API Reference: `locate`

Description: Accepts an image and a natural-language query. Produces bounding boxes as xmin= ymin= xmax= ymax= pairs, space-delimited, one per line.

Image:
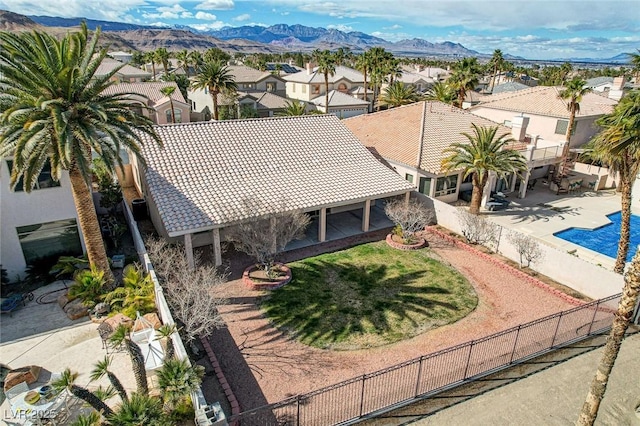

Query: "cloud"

xmin=142 ymin=4 xmax=192 ymax=20
xmin=371 ymin=31 xmax=413 ymax=42
xmin=195 ymin=11 xmax=218 ymax=20
xmin=383 ymin=24 xmax=402 ymax=30
xmin=327 ymin=24 xmax=354 ymax=32
xmin=233 ymin=13 xmax=251 ymax=21
xmin=190 ymin=21 xmax=228 ymax=31
xmin=194 ymin=0 xmax=235 ymax=11
xmin=0 ymin=0 xmax=146 ymax=21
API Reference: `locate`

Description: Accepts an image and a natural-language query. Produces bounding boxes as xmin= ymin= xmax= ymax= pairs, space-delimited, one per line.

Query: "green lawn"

xmin=261 ymin=242 xmax=478 ymax=350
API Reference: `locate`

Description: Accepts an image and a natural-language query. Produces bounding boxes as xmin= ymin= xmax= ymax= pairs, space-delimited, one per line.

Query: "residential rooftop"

xmin=283 ymin=65 xmax=364 ymax=84
xmin=312 ymin=90 xmax=370 ymax=107
xmin=102 ymin=81 xmax=186 ymax=104
xmin=96 ymin=57 xmax=151 ymax=78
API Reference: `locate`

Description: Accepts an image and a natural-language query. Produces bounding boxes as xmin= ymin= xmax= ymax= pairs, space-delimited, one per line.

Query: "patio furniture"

xmin=4 ymin=381 xmax=29 ymax=403
xmin=486 ymin=198 xmax=510 ymax=211
xmin=1 ymin=292 xmax=33 ymax=316
xmin=10 ymin=385 xmax=60 ymax=425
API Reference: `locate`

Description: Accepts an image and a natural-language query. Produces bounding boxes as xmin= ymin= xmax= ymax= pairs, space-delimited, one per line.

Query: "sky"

xmin=0 ymin=0 xmax=638 ymax=60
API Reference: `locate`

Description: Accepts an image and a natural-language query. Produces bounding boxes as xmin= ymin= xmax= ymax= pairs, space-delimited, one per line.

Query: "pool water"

xmin=554 ymin=211 xmax=640 ymax=262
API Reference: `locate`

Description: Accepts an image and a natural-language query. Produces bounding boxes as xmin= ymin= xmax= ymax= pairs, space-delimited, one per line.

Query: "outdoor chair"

xmin=5 ymin=381 xmax=29 ymax=403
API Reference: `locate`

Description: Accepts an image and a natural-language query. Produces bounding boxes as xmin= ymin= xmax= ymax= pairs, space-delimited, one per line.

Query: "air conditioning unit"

xmin=195 ymin=402 xmax=227 ymax=426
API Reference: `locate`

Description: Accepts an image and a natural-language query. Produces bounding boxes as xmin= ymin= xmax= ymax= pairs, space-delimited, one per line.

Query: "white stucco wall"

xmin=0 ymin=162 xmax=85 ymax=279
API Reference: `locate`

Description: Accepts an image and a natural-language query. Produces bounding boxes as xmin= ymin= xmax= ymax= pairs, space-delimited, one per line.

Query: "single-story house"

xmin=311 ymin=90 xmax=370 ymax=119
xmin=132 ymin=115 xmax=414 ymax=267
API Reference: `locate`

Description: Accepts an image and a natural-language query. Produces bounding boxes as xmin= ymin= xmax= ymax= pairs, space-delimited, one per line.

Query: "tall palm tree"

xmin=489 ymin=49 xmax=504 ymax=92
xmin=175 ymin=49 xmax=189 ymax=76
xmin=51 ymin=368 xmax=114 ymax=417
xmin=584 ymin=91 xmax=640 ymax=274
xmin=154 ymin=48 xmax=170 ymax=77
xmin=425 ymin=82 xmax=456 ymax=105
xmin=629 ymin=50 xmax=640 ymax=84
xmin=577 ymin=247 xmax=640 ymax=425
xmin=367 ymin=47 xmax=394 ymax=110
xmin=156 ymin=324 xmax=178 ymax=360
xmin=156 ymin=358 xmax=204 ymax=411
xmin=448 ymin=57 xmax=481 ymax=108
xmin=556 ymin=77 xmax=592 ymax=178
xmin=90 ymin=356 xmax=129 ymax=402
xmin=188 ymin=50 xmax=203 ymax=74
xmin=379 ymin=81 xmax=418 ymax=108
xmin=355 ymin=51 xmax=371 ymax=104
xmin=313 ymin=49 xmax=336 ymax=111
xmin=144 ymin=51 xmax=157 ymax=81
xmin=0 ymin=25 xmax=159 ymax=282
xmin=442 ymin=124 xmax=528 ymax=214
xmin=160 ymin=86 xmax=177 ymax=124
xmin=191 ymin=61 xmax=237 ymax=121
xmin=107 ymin=392 xmax=170 ymax=426
xmin=110 ymin=325 xmax=148 ymax=395
xmin=278 ymin=100 xmax=307 ymax=116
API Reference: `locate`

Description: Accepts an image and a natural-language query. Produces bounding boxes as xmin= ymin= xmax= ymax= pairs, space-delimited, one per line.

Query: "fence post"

xmin=509 ymin=325 xmax=522 ymax=364
xmin=359 ymin=374 xmax=366 ymax=417
xmin=463 ymin=341 xmax=474 ymax=379
xmin=414 ymin=356 xmax=425 ymax=397
xmin=550 ymin=312 xmax=563 ymax=347
xmin=587 ymin=299 xmax=601 ymax=336
xmin=296 ymin=394 xmax=301 ymax=426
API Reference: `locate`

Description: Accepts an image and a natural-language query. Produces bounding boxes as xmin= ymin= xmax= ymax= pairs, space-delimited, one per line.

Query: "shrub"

xmin=103 ymin=264 xmax=155 ymax=318
xmin=68 ymin=266 xmax=107 ymax=303
xmin=384 ymin=199 xmax=434 ymax=244
xmin=457 ymin=211 xmax=500 ymax=247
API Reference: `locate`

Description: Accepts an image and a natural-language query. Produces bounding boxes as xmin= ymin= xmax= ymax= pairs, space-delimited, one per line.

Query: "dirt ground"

xmin=206 ymin=232 xmax=579 ymax=411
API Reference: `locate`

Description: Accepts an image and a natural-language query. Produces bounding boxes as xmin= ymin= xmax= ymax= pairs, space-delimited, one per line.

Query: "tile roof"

xmin=585 ymin=76 xmax=613 ymax=87
xmin=228 ymin=65 xmax=282 ymax=83
xmin=102 ymin=82 xmax=187 ymax=105
xmin=214 ymin=91 xmax=290 ymax=110
xmin=491 ymin=81 xmax=531 ymax=94
xmin=397 ymin=71 xmax=435 ymax=85
xmin=265 ymin=63 xmax=303 ymax=74
xmin=312 ymin=90 xmax=370 ymax=107
xmin=283 ymin=65 xmax=365 ymax=84
xmin=472 ymin=86 xmax=617 ymax=118
xmin=138 ymin=115 xmax=414 ymax=235
xmin=344 ymin=101 xmax=515 ymax=174
xmin=96 ymin=58 xmax=151 ymax=78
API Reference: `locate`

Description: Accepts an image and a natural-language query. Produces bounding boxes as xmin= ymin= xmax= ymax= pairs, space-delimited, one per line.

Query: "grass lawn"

xmin=261 ymin=241 xmax=478 ymax=350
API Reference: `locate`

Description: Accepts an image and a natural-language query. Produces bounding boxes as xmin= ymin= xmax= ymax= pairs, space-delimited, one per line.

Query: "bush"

xmin=103 ymin=264 xmax=155 ymax=318
xmin=457 ymin=211 xmax=500 ymax=247
xmin=384 ymin=199 xmax=434 ymax=244
xmin=68 ymin=266 xmax=107 ymax=303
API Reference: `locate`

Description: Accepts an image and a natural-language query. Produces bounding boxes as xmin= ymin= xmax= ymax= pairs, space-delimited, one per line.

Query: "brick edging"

xmin=426 ymin=227 xmax=585 ymax=306
xmin=385 ymin=234 xmax=427 ymax=250
xmin=200 ymin=337 xmax=242 ymax=417
xmin=242 ymin=263 xmax=292 ymax=290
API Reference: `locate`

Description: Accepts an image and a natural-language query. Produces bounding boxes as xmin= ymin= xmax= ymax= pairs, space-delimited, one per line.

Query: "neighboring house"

xmin=0 ymin=161 xmax=85 ymax=279
xmin=131 ymin=115 xmax=414 ymax=267
xmin=96 ymin=57 xmax=151 ymax=83
xmin=311 ymin=90 xmax=370 ymax=118
xmin=284 ymin=65 xmax=365 ymax=103
xmin=103 ymin=82 xmax=190 ymax=125
xmin=396 ymin=70 xmax=435 ymax=93
xmin=585 ymin=76 xmax=630 ymax=101
xmin=491 ymin=81 xmax=531 ymax=94
xmin=227 ymin=65 xmax=286 ymax=97
xmin=265 ymin=63 xmax=303 ymax=75
xmin=189 ymin=89 xmax=294 ymax=120
xmin=469 ymin=86 xmax=618 ymax=150
xmin=402 ymin=65 xmax=450 ymax=82
xmin=108 ymin=51 xmax=133 ymax=63
xmin=344 ymin=101 xmax=564 ymax=205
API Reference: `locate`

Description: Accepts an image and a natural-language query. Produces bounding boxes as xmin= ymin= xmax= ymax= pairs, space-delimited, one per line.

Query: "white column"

xmin=212 ymin=228 xmax=222 ymax=267
xmin=481 ymin=173 xmax=495 ymax=207
xmin=362 ymin=199 xmax=371 ymax=232
xmin=318 ymin=208 xmax=327 ymax=242
xmin=510 ymin=173 xmax=518 ymax=192
xmin=404 ymin=191 xmax=411 ymax=205
xmin=184 ymin=233 xmax=194 ymax=270
xmin=519 ymin=170 xmax=531 ymax=198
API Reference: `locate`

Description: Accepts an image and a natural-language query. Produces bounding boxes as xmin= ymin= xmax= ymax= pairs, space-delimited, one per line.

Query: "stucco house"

xmin=131 ymin=115 xmax=414 ymax=267
xmin=344 ymin=101 xmax=565 ymax=206
xmin=102 ymin=82 xmax=190 ymax=125
xmin=96 ymin=57 xmax=151 ymax=83
xmin=190 ymin=90 xmax=293 ymax=120
xmin=311 ymin=90 xmax=370 ymax=118
xmin=284 ymin=65 xmax=366 ymax=103
xmin=0 ymin=162 xmax=85 ymax=279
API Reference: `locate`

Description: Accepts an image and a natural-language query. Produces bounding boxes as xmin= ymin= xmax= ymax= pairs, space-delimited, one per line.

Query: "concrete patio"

xmin=484 ymin=186 xmax=632 ymax=270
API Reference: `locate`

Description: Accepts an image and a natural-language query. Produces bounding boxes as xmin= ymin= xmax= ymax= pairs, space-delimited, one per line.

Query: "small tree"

xmin=225 ymin=199 xmax=310 ymax=278
xmin=145 ymin=238 xmax=227 ymax=342
xmin=384 ymin=199 xmax=434 ymax=244
xmin=156 ymin=358 xmax=204 ymax=411
xmin=458 ymin=210 xmax=500 ymax=247
xmin=508 ymin=232 xmax=544 ymax=268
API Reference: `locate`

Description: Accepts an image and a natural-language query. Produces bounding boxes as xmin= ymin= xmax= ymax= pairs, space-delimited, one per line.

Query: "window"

xmin=418 ymin=177 xmax=431 ymax=195
xmin=301 ymin=85 xmax=306 ymax=94
xmin=6 ymin=160 xmax=60 ymax=192
xmin=503 ymin=120 xmax=512 ymax=128
xmin=266 ymin=82 xmax=276 ymax=92
xmin=554 ymin=119 xmax=576 ymax=135
xmin=338 ymin=83 xmax=348 ymax=92
xmin=434 ymin=175 xmax=458 ymax=196
xmin=462 ymin=174 xmax=473 ymax=184
xmin=292 ymin=83 xmax=296 ymax=92
xmin=17 ymin=219 xmax=82 ymax=265
xmin=165 ymin=108 xmax=182 ymax=123
xmin=405 ymin=173 xmax=414 ymax=184
xmin=312 ymin=85 xmax=321 ymax=94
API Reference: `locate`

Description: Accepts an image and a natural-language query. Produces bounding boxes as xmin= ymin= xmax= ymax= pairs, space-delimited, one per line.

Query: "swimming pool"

xmin=554 ymin=211 xmax=640 ymax=262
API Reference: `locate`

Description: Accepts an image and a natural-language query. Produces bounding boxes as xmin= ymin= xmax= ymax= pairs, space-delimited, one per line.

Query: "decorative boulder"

xmin=64 ymin=299 xmax=89 ymax=320
xmin=93 ymin=302 xmax=110 ymax=317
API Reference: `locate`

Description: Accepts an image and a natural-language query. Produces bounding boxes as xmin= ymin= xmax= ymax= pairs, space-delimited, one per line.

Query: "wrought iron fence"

xmin=230 ymin=293 xmax=621 ymax=426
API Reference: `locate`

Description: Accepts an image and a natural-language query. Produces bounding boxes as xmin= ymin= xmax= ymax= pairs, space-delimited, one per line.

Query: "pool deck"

xmin=484 ymin=186 xmax=637 ymax=270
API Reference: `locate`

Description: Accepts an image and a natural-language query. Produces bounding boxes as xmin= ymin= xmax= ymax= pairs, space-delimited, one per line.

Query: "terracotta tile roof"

xmin=96 ymin=58 xmax=151 ymax=78
xmin=103 ymin=82 xmax=187 ymax=105
xmin=214 ymin=91 xmax=290 ymax=110
xmin=228 ymin=65 xmax=282 ymax=84
xmin=344 ymin=101 xmax=514 ymax=174
xmin=138 ymin=115 xmax=414 ymax=235
xmin=283 ymin=65 xmax=365 ymax=84
xmin=472 ymin=86 xmax=617 ymax=118
xmin=311 ymin=90 xmax=370 ymax=107
xmin=491 ymin=81 xmax=530 ymax=94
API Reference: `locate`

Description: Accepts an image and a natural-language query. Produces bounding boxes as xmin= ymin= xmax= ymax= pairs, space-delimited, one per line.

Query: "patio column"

xmin=212 ymin=228 xmax=222 ymax=267
xmin=481 ymin=173 xmax=495 ymax=207
xmin=362 ymin=199 xmax=371 ymax=232
xmin=184 ymin=233 xmax=195 ymax=270
xmin=519 ymin=170 xmax=531 ymax=198
xmin=510 ymin=173 xmax=518 ymax=192
xmin=318 ymin=207 xmax=327 ymax=242
xmin=404 ymin=191 xmax=411 ymax=206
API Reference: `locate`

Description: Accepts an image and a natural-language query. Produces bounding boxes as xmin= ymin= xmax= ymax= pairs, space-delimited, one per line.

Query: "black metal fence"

xmin=229 ymin=293 xmax=621 ymax=426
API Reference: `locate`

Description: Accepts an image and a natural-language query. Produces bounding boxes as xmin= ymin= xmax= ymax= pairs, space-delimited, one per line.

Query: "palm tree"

xmin=448 ymin=57 xmax=481 ymax=108
xmin=175 ymin=49 xmax=189 ymax=76
xmin=156 ymin=324 xmax=178 ymax=360
xmin=313 ymin=50 xmax=336 ymax=111
xmin=51 ymin=368 xmax=114 ymax=417
xmin=156 ymin=358 xmax=204 ymax=411
xmin=90 ymin=356 xmax=128 ymax=402
xmin=355 ymin=51 xmax=371 ymax=103
xmin=489 ymin=49 xmax=504 ymax=92
xmin=110 ymin=325 xmax=148 ymax=395
xmin=0 ymin=25 xmax=159 ymax=282
xmin=629 ymin=50 xmax=640 ymax=84
xmin=71 ymin=412 xmax=101 ymax=426
xmin=584 ymin=91 xmax=640 ymax=274
xmin=278 ymin=100 xmax=307 ymax=116
xmin=154 ymin=48 xmax=170 ymax=77
xmin=367 ymin=47 xmax=394 ymax=110
xmin=577 ymin=247 xmax=640 ymax=425
xmin=556 ymin=77 xmax=592 ymax=178
xmin=107 ymin=392 xmax=170 ymax=426
xmin=188 ymin=50 xmax=203 ymax=74
xmin=160 ymin=86 xmax=177 ymax=123
xmin=379 ymin=81 xmax=418 ymax=108
xmin=144 ymin=51 xmax=156 ymax=81
xmin=191 ymin=61 xmax=238 ymax=121
xmin=425 ymin=82 xmax=456 ymax=105
xmin=442 ymin=124 xmax=528 ymax=215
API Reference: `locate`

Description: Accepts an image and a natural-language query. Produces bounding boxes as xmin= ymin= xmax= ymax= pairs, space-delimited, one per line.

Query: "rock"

xmin=57 ymin=293 xmax=70 ymax=308
xmin=65 ymin=299 xmax=88 ymax=320
xmin=93 ymin=302 xmax=110 ymax=316
xmin=132 ymin=313 xmax=162 ymax=331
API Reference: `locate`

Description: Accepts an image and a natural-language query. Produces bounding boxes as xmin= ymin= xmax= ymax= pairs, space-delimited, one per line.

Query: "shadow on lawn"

xmin=261 ymin=260 xmax=471 ymax=349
